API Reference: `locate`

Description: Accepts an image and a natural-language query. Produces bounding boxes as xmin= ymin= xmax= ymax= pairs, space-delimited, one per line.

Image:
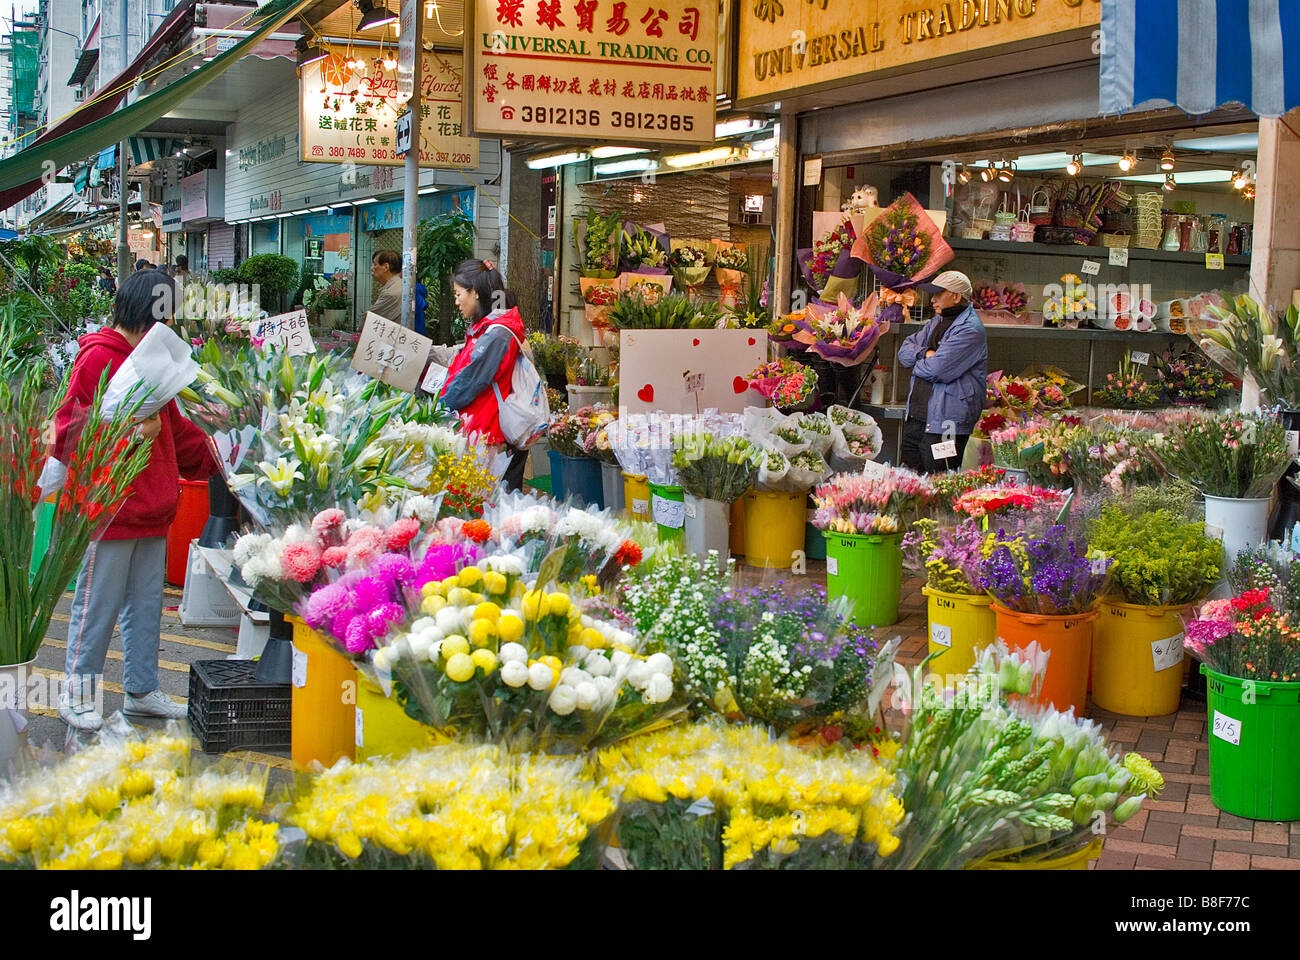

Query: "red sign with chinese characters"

xmin=470 ymin=0 xmax=717 ymax=143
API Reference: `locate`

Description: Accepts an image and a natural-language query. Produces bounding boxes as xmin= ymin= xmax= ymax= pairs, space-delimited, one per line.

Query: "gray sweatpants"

xmin=64 ymin=537 xmax=167 ymax=698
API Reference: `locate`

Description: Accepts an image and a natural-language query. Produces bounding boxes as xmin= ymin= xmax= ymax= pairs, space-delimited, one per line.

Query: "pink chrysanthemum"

xmin=311 ymin=508 xmax=347 ymax=541
xmin=280 ymin=542 xmax=322 ymax=583
xmin=343 ymin=618 xmax=372 ymax=654
xmin=371 ymin=553 xmax=417 ymax=589
xmin=383 ymin=517 xmax=421 ymax=552
xmin=303 ymin=582 xmax=351 ymax=629
xmin=321 ymin=546 xmax=348 ymax=569
xmin=346 ymin=527 xmax=383 ymax=570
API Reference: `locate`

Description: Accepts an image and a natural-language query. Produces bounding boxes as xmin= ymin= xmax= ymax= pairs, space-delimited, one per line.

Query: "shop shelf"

xmin=946 ymin=237 xmax=1250 ymax=267
xmin=888 ymin=322 xmax=1188 ymax=342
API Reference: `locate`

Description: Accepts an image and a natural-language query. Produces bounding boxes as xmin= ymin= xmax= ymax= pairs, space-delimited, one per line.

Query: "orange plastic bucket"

xmin=992 ymin=603 xmax=1097 ymax=716
xmin=166 ymin=479 xmax=210 ymax=586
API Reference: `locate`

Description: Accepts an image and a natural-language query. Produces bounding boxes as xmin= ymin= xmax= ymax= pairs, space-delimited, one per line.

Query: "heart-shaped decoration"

xmin=637 ymin=383 xmax=654 ymax=403
xmin=747 ymin=337 xmax=756 ymax=346
xmin=732 ymin=375 xmax=748 ymax=395
xmin=692 ymin=338 xmax=700 ymax=346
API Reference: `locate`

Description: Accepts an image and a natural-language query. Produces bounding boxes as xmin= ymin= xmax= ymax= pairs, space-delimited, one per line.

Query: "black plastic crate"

xmin=188 ymin=660 xmax=291 ymax=755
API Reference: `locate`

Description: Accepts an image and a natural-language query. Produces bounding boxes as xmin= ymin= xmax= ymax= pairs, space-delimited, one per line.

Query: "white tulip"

xmin=584 ymin=652 xmax=612 ymax=677
xmin=549 ymin=683 xmax=577 ymax=716
xmin=644 ymin=673 xmax=673 ymax=704
xmin=646 ymin=652 xmax=674 ymax=677
xmin=528 ymin=662 xmax=555 ymax=691
xmin=627 ymin=660 xmax=652 ymax=690
xmin=499 ymin=642 xmax=528 ymax=664
xmin=501 ymin=660 xmax=529 ymax=688
xmin=575 ymin=681 xmax=600 ymax=711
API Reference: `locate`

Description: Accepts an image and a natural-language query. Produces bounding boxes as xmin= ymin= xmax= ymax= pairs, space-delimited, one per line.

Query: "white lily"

xmin=255 ymin=457 xmax=304 ymax=495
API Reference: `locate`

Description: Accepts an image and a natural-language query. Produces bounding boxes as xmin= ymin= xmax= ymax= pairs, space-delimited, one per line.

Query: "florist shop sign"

xmin=737 ymin=0 xmax=1099 ymax=104
xmin=467 ymin=0 xmax=718 ymax=144
xmin=300 ymin=51 xmax=479 ymax=169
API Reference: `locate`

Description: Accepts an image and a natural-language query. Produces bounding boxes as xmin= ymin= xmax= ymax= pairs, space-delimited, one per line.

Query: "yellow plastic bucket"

xmin=729 ymin=498 xmax=745 ymax=556
xmin=971 ymin=837 xmax=1103 ymax=870
xmin=623 ymin=473 xmax=650 ymax=520
xmin=289 ymin=616 xmax=356 ymax=770
xmin=355 ymin=672 xmax=436 ymax=761
xmin=923 ymin=586 xmax=996 ymax=678
xmin=1091 ymin=598 xmax=1190 ymax=717
xmin=742 ymin=490 xmax=805 ymax=568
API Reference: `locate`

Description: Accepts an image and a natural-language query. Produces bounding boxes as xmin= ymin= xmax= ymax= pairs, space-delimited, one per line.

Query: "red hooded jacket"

xmin=440 ymin=307 xmax=525 ymax=445
xmin=53 ymin=328 xmax=217 ymax=541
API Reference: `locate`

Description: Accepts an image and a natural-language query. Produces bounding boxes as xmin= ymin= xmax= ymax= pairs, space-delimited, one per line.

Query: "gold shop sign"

xmin=467 ymin=0 xmax=718 ymax=143
xmin=737 ymin=0 xmax=1100 ymax=104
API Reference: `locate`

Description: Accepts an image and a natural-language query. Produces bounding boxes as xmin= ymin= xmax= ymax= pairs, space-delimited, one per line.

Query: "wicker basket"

xmin=972 ymin=217 xmax=995 ymax=233
xmin=1011 ymin=221 xmax=1036 ymax=242
xmin=962 ymin=226 xmax=986 ymax=240
xmin=1028 ymin=187 xmax=1052 ymax=225
xmin=1101 ymin=232 xmax=1131 ymax=249
xmin=1131 ymin=192 xmax=1163 ymax=249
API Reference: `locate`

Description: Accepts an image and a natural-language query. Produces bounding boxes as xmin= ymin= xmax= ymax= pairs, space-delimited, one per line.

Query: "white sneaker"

xmin=123 ymin=689 xmax=187 ymax=720
xmin=58 ymin=693 xmax=104 ymax=731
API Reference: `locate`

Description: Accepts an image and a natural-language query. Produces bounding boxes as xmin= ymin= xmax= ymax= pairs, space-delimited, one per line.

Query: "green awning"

xmin=0 ymin=0 xmax=313 ymax=198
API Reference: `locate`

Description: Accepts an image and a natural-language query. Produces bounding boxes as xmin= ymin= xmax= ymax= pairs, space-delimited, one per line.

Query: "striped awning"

xmin=129 ymin=137 xmax=182 ymax=166
xmin=1101 ymin=0 xmax=1300 ymax=118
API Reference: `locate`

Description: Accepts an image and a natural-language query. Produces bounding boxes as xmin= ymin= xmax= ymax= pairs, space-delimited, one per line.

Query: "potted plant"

xmin=979 ymin=525 xmax=1113 ymax=716
xmin=811 ymin=466 xmax=936 ymax=627
xmin=316 ymin=274 xmax=351 ymax=330
xmin=902 ymin=518 xmax=997 ymax=677
xmin=1086 ymin=505 xmax=1223 ymax=716
xmin=567 ymin=355 xmax=615 ymax=409
xmin=1163 ymin=411 xmax=1290 ymax=565
xmin=1185 ymin=587 xmax=1300 ymax=819
xmin=547 ymin=407 xmax=610 ymax=509
xmin=671 ymin=431 xmax=759 ymax=565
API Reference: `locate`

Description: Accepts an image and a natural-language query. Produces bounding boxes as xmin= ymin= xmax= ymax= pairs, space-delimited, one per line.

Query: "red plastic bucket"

xmin=167 ymin=479 xmax=211 ymax=586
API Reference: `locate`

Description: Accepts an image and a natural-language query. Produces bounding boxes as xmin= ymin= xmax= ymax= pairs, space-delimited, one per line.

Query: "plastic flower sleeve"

xmin=99 ymin=321 xmax=200 ymax=420
xmin=792 ymin=411 xmax=835 ymax=456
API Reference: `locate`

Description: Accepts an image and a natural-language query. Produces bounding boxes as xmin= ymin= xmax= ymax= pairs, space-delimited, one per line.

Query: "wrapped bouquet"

xmin=850 ymin=192 xmax=954 ymax=326
xmin=797 ymin=215 xmax=858 ymax=303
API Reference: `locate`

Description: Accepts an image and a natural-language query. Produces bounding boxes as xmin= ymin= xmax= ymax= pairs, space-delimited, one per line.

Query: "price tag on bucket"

xmin=1151 ymin=633 xmax=1184 ymax=673
xmin=355 ymin=707 xmax=364 ymax=749
xmin=652 ymin=494 xmax=685 ymax=529
xmin=826 ymin=556 xmax=839 ymax=576
xmin=632 ymin=498 xmax=649 ymax=515
xmin=930 ymin=622 xmax=952 ymax=649
xmin=291 ymin=644 xmax=307 ymax=689
xmin=1212 ymin=711 xmax=1242 ymax=746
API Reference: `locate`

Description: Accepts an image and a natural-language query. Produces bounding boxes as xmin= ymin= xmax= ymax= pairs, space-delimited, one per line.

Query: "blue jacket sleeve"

xmin=442 ymin=328 xmax=513 ymax=412
xmin=897 ymin=318 xmax=934 ymax=370
xmin=911 ymin=319 xmax=986 ymax=383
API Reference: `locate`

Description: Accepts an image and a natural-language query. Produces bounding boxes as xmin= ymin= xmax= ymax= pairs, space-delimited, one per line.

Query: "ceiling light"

xmin=425 ymin=2 xmax=435 ymax=16
xmin=309 ymin=206 xmax=330 ymax=212
xmin=1163 ymin=172 xmax=1176 ymax=191
xmin=525 ymin=151 xmax=589 ymax=170
xmin=980 ymin=162 xmax=995 ymax=182
xmin=663 ymin=147 xmax=735 ymax=168
xmin=356 ymin=0 xmax=398 ymax=30
xmin=1174 ymin=133 xmax=1260 ymax=152
xmin=1232 ymin=168 xmax=1250 ymax=190
xmin=1004 ymin=151 xmax=1123 ymax=172
xmin=1244 ymin=183 xmax=1256 ymax=200
xmin=714 ymin=118 xmax=764 ymax=138
xmin=1160 ymin=148 xmax=1175 ymax=171
xmin=594 ymin=158 xmax=655 ymax=176
xmin=957 ymin=164 xmax=971 ymax=184
xmin=747 ymin=138 xmax=776 ymax=156
xmin=1118 ymin=152 xmax=1137 ymax=172
xmin=1065 ymin=154 xmax=1083 ymax=176
xmin=997 ymin=159 xmax=1015 ymax=182
xmin=590 ymin=146 xmax=649 ymax=159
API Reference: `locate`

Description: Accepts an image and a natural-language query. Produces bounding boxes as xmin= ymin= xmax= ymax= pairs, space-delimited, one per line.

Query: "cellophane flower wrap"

xmin=1184 ymin=587 xmax=1300 ymax=682
xmin=850 ymin=192 xmax=954 ymax=326
xmin=621 ymin=222 xmax=670 ymax=275
xmin=670 ymin=430 xmax=759 ymax=503
xmin=5 ymin=360 xmax=151 ymax=665
xmin=1087 ymin=505 xmax=1222 ymax=607
xmin=825 ymin=405 xmax=883 ymax=471
xmin=745 ymin=356 xmax=817 ymax=410
xmin=0 ymin=719 xmax=285 ymax=870
xmin=952 ymin=485 xmax=1069 ymax=522
xmin=811 ymin=467 xmax=936 ymax=535
xmin=796 ymin=291 xmax=890 ymax=367
xmin=797 ymin=216 xmax=859 ymax=303
xmin=1163 ymin=411 xmax=1290 ymax=499
xmin=979 ymin=524 xmax=1112 ymax=615
xmin=885 ymin=644 xmax=1163 ymax=870
xmin=598 ymin=721 xmax=903 ymax=870
xmin=713 ymin=243 xmax=747 ymax=311
xmin=287 ymin=744 xmax=614 ymax=869
xmin=620 ymin=554 xmax=877 ymax=731
xmin=669 ymin=239 xmax=712 ymax=296
xmin=576 ymin=209 xmax=623 ymax=279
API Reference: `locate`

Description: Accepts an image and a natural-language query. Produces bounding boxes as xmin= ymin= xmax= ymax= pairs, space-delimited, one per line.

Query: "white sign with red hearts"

xmin=619 ymin=329 xmax=769 ymax=415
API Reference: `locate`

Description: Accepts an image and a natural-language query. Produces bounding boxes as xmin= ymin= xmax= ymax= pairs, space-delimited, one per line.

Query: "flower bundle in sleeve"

xmin=952 ymin=485 xmax=1068 ymax=522
xmin=713 ymin=244 xmax=748 ymax=311
xmin=576 ymin=209 xmax=623 ymax=279
xmin=885 ymin=644 xmax=1162 ymax=870
xmin=3 ymin=360 xmax=151 ymax=665
xmin=930 ymin=466 xmax=1008 ymax=505
xmin=850 ymin=192 xmax=954 ymax=326
xmin=1154 ymin=349 xmax=1232 ymax=405
xmin=1197 ymin=294 xmax=1300 ymax=409
xmin=548 ymin=406 xmax=609 ymax=458
xmin=796 ymin=216 xmax=859 ymax=302
xmin=671 ymin=430 xmax=759 ymax=503
xmin=794 ymin=291 xmax=890 ymax=367
xmin=745 ymin=356 xmax=818 ymax=411
xmin=1162 ymin=411 xmax=1290 ymax=499
xmin=1086 ymin=505 xmax=1222 ymax=607
xmin=1093 ymin=352 xmax=1162 ymax=409
xmin=973 ymin=284 xmax=1003 ymax=312
xmin=978 ymin=524 xmax=1112 ymax=616
xmin=811 ymin=467 xmax=937 ymax=535
xmin=621 ymin=223 xmax=670 ymax=274
xmin=668 ymin=239 xmax=713 ymax=298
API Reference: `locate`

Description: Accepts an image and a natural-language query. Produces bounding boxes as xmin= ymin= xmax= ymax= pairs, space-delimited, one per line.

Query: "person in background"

xmin=55 ymin=269 xmax=219 ymax=731
xmin=897 ymin=270 xmax=988 ymax=474
xmin=440 ymin=259 xmax=530 ymax=492
xmin=369 ymin=249 xmax=403 ymax=322
xmin=134 ymin=259 xmax=148 ymax=272
xmin=173 ymin=254 xmax=190 ymax=287
xmin=414 ymin=279 xmax=429 ymax=336
xmin=97 ymin=266 xmax=116 ymax=295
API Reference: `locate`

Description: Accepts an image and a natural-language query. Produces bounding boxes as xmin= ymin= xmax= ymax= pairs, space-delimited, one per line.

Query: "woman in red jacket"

xmin=440 ymin=259 xmax=530 ymax=491
xmin=56 ymin=269 xmax=218 ymax=731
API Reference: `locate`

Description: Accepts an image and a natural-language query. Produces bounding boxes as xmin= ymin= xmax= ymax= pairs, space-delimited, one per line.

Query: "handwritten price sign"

xmin=252 ymin=310 xmax=315 ymax=357
xmin=351 ymin=311 xmax=433 ymax=392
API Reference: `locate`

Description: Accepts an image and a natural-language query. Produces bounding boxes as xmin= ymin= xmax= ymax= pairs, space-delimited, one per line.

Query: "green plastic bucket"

xmin=824 ymin=532 xmax=903 ymax=627
xmin=1203 ymin=664 xmax=1300 ymax=821
xmin=649 ymin=482 xmax=685 ymax=543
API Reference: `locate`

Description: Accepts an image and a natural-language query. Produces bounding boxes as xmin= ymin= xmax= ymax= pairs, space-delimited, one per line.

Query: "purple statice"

xmin=981 ymin=525 xmax=1111 ymax=615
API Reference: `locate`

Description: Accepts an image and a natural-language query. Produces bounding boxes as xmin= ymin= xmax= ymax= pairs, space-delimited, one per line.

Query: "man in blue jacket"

xmin=898 ymin=270 xmax=988 ymax=473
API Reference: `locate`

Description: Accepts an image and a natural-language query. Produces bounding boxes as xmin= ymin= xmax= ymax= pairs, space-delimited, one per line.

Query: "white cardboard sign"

xmin=352 ymin=311 xmax=433 ymax=392
xmin=252 ymin=310 xmax=315 ymax=356
xmin=619 ymin=329 xmax=768 ymax=415
xmin=1212 ymin=710 xmax=1241 ymax=746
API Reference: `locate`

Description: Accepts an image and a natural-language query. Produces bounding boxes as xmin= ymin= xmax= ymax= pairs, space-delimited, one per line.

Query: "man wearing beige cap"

xmin=897 ymin=270 xmax=987 ymax=473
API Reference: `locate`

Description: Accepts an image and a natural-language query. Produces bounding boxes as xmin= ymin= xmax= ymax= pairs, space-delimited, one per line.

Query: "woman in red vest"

xmin=441 ymin=259 xmax=530 ymax=490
